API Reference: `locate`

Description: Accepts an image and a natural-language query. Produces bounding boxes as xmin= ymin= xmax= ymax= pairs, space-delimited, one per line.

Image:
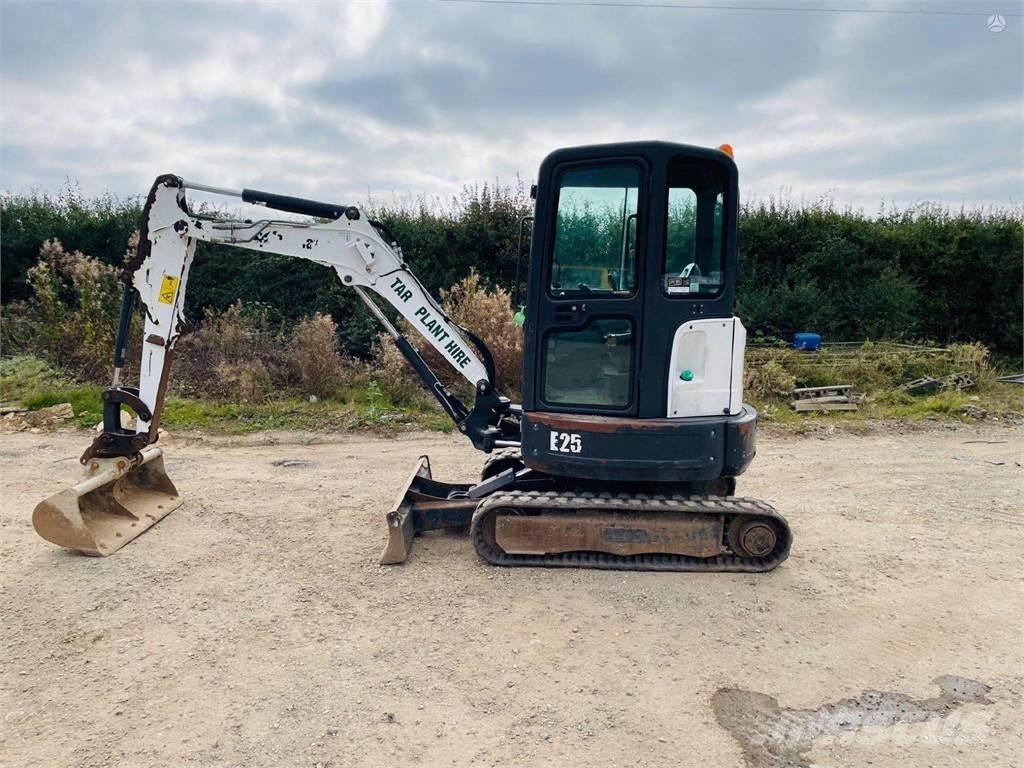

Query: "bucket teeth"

xmin=33 ymin=446 xmax=182 ymax=556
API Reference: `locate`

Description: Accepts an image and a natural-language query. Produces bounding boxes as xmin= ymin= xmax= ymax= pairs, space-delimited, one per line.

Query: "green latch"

xmin=680 ymin=369 xmax=694 ymax=381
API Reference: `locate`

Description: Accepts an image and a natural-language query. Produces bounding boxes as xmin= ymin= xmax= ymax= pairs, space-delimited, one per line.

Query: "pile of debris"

xmin=790 ymin=385 xmax=865 ymax=413
xmin=899 ymin=372 xmax=975 ymax=396
xmin=0 ymin=402 xmax=75 ymax=432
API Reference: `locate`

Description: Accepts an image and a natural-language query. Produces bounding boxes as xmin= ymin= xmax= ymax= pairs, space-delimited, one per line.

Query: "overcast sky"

xmin=2 ymin=0 xmax=1022 ymax=212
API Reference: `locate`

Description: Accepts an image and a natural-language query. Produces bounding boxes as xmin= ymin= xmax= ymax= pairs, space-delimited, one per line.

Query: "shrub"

xmin=1 ymin=239 xmax=124 ymax=380
xmin=371 ymin=335 xmax=425 ymax=407
xmin=172 ymin=302 xmax=294 ymax=400
xmin=440 ymin=271 xmax=523 ymax=398
xmin=1 ymin=185 xmax=141 ymax=304
xmin=289 ymin=313 xmax=345 ymax=398
xmin=737 ymin=199 xmax=1023 ymax=354
xmin=213 ymin=359 xmax=273 ymax=402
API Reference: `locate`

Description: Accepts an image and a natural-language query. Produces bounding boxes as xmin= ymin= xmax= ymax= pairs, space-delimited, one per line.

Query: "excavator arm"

xmin=89 ymin=174 xmax=517 ymax=464
xmin=33 ymin=174 xmax=519 ymax=556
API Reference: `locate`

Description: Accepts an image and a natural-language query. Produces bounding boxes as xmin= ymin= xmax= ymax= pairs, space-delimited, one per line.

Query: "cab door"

xmin=525 ymin=158 xmax=648 ymax=416
xmin=637 ymin=152 xmax=738 ymax=417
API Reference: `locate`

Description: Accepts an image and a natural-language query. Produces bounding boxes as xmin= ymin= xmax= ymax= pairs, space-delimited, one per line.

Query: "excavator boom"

xmin=33 ymin=174 xmax=518 ymax=556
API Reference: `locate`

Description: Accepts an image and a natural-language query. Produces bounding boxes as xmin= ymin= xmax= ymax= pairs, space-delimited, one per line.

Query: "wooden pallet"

xmin=792 ymin=385 xmax=853 ymax=399
xmin=790 ymin=384 xmax=862 ymax=412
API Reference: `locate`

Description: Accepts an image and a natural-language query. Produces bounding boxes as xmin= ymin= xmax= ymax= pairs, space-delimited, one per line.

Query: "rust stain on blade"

xmin=379 ymin=456 xmax=432 ymax=565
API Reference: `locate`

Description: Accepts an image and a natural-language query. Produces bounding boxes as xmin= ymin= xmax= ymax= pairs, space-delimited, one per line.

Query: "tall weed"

xmin=289 ymin=313 xmax=346 ymax=398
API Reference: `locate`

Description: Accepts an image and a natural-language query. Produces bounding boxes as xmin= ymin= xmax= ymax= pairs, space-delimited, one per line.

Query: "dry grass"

xmin=745 ymin=340 xmax=1022 ymax=424
xmin=172 ymin=302 xmax=293 ymax=401
xmin=744 ymin=341 xmax=996 ymax=399
xmin=174 ymin=305 xmax=372 ymax=403
xmin=289 ymin=314 xmax=346 ymax=399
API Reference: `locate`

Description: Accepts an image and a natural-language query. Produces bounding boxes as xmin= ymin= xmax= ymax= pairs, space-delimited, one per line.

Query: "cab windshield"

xmin=549 ymin=165 xmax=639 ymax=297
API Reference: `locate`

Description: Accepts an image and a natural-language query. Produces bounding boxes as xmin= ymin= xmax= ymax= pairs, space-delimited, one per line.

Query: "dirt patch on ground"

xmin=713 ymin=675 xmax=993 ymax=768
xmin=1 ymin=425 xmax=1021 ymax=767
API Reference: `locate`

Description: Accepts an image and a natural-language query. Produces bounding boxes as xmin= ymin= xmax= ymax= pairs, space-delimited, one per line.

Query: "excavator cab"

xmin=519 ymin=142 xmax=754 ymax=488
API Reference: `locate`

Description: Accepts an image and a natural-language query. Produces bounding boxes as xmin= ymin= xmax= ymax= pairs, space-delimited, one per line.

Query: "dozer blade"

xmin=33 ymin=445 xmax=181 ymax=556
xmin=380 ymin=455 xmax=477 ymax=565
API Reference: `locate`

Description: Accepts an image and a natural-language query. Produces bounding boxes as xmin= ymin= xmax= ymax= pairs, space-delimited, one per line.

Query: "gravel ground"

xmin=1 ymin=424 xmax=1021 ymax=768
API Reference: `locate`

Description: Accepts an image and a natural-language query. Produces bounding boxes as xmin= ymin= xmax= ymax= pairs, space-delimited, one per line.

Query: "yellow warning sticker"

xmin=158 ymin=274 xmax=180 ymax=305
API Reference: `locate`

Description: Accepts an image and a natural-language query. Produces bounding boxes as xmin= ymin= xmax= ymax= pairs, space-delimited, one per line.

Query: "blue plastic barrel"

xmin=793 ymin=332 xmax=822 ymax=351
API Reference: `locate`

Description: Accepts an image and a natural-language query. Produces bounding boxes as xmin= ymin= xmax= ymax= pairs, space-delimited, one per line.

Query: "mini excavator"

xmin=33 ymin=142 xmax=791 ymax=571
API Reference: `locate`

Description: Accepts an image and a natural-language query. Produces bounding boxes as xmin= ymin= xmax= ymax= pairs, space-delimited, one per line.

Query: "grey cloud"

xmin=821 ymin=16 xmax=1024 ymax=117
xmin=306 ymin=3 xmax=838 ymax=126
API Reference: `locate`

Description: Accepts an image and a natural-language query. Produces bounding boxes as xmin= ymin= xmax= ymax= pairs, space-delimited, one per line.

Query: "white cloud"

xmin=1 ymin=0 xmax=1021 ymax=211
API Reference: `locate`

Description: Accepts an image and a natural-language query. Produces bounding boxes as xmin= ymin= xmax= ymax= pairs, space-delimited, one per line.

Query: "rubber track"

xmin=480 ymin=449 xmax=524 ymax=480
xmin=471 ymin=490 xmax=791 ymax=572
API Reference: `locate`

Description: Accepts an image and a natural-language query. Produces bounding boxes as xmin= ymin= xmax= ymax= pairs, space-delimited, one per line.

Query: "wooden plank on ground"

xmin=792 ymin=401 xmax=860 ymax=412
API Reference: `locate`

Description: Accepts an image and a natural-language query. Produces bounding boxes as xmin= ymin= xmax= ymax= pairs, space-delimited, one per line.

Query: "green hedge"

xmin=2 ymin=184 xmax=1021 ymax=356
xmin=736 ymin=200 xmax=1023 ymax=354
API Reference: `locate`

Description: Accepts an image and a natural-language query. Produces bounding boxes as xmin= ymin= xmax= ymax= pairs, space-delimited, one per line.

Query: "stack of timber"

xmin=790 ymin=385 xmax=864 ymax=412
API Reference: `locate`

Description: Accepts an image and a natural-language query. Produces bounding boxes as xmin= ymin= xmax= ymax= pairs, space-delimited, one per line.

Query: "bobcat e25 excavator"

xmin=33 ymin=141 xmax=791 ymax=572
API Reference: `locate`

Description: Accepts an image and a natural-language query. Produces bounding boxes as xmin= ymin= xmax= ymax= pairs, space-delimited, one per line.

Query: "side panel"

xmin=665 ymin=317 xmax=746 ymax=418
xmin=521 ymin=409 xmax=758 ymax=482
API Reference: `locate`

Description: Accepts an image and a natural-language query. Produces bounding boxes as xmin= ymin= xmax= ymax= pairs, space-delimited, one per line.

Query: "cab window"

xmin=550 ymin=165 xmax=639 ymax=297
xmin=543 ymin=318 xmax=633 ymax=407
xmin=663 ymin=159 xmax=726 ymax=297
